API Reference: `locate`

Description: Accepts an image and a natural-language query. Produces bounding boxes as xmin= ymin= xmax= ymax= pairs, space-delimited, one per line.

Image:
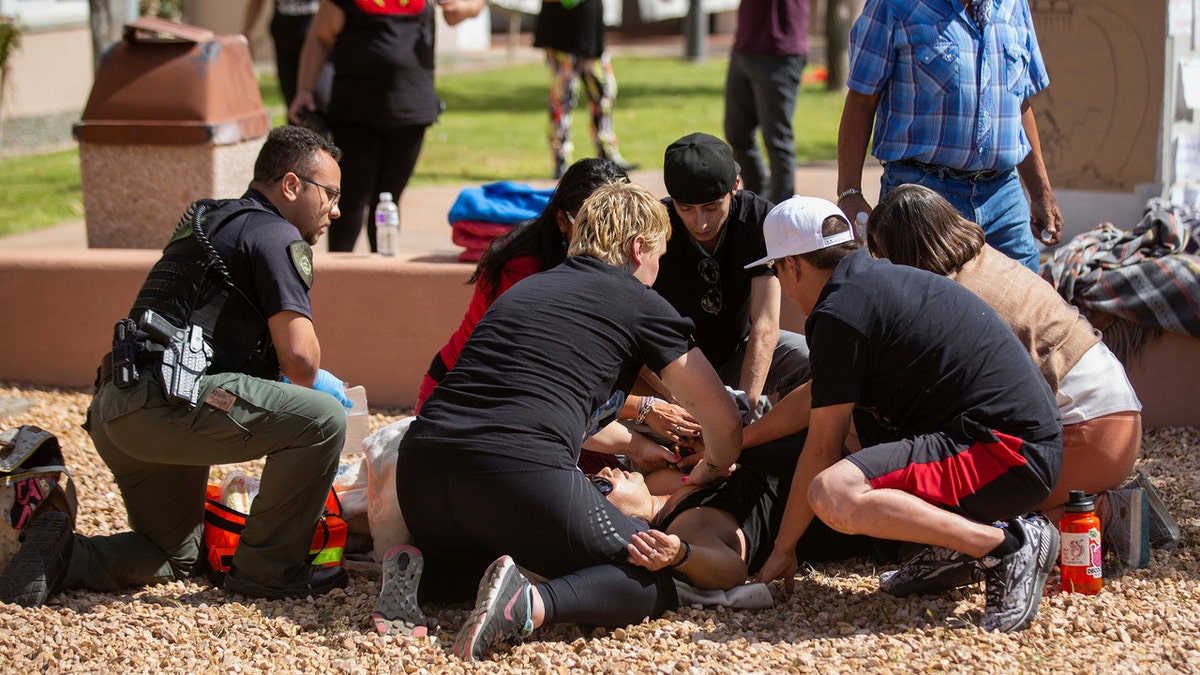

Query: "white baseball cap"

xmin=745 ymin=196 xmax=854 ymax=269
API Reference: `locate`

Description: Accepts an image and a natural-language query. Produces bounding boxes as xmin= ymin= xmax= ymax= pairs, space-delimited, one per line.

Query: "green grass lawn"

xmin=423 ymin=56 xmax=845 ymax=181
xmin=0 ymin=54 xmax=845 ymax=237
xmin=0 ymin=148 xmax=86 ymax=237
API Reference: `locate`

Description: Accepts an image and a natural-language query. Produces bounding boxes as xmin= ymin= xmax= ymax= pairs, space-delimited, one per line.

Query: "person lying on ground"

xmin=594 ymin=434 xmax=898 ymax=592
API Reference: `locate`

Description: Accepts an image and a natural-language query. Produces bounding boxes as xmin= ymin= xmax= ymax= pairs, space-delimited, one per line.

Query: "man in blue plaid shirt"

xmin=834 ymin=0 xmax=1061 ymax=273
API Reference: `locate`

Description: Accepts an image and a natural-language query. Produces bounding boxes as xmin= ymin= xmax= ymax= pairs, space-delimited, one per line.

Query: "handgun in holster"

xmin=138 ymin=309 xmax=212 ymax=408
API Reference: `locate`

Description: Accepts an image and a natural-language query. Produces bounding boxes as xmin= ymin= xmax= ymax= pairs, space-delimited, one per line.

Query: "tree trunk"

xmin=825 ymin=0 xmax=864 ymax=92
xmin=88 ymin=0 xmax=115 ymax=72
xmin=88 ymin=0 xmax=143 ymax=72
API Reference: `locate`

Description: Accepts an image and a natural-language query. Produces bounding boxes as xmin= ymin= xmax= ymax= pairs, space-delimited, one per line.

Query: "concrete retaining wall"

xmin=0 ymin=248 xmax=1195 ymax=428
xmin=0 ymin=249 xmax=473 ymax=409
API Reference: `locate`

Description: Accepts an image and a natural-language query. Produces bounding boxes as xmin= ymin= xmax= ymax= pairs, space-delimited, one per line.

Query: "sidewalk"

xmin=0 ymin=162 xmax=881 ymax=256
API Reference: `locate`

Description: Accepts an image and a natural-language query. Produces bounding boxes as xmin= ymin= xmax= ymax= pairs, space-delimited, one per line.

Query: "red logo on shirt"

xmin=353 ymin=0 xmax=426 ymax=16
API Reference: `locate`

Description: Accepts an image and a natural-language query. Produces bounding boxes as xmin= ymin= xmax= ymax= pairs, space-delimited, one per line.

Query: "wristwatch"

xmin=837 ymin=187 xmax=863 ymax=202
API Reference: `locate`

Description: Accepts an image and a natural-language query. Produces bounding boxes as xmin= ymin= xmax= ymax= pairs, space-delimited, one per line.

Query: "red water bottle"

xmin=1060 ymin=490 xmax=1102 ymax=594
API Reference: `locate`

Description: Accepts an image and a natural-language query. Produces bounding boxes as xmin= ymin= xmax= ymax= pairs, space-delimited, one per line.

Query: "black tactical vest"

xmin=129 ymin=199 xmax=281 ymax=380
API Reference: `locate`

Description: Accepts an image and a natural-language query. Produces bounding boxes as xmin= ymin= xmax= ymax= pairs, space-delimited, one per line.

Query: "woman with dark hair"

xmin=599 ymin=434 xmax=895 ymax=592
xmin=416 ymin=158 xmax=627 ymax=411
xmin=865 ymin=184 xmax=1144 ymax=553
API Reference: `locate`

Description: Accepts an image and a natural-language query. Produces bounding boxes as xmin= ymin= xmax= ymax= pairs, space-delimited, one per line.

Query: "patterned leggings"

xmin=544 ymin=49 xmax=625 ymax=171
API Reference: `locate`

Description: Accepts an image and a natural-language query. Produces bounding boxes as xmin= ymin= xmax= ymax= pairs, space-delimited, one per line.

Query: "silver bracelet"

xmin=635 ymin=396 xmax=655 ymax=425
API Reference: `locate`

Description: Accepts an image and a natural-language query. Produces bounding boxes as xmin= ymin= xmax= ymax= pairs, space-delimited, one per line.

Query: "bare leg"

xmin=811 ymin=459 xmax=1004 ymax=558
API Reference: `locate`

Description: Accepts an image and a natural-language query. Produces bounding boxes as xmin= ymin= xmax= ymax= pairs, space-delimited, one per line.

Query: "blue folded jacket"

xmin=447 ymin=181 xmax=555 ymax=225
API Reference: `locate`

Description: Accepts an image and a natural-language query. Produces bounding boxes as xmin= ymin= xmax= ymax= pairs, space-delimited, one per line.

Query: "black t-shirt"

xmin=533 ymin=0 xmax=605 ymax=58
xmin=403 ymin=256 xmax=696 ymax=471
xmin=328 ymin=0 xmax=439 ymax=128
xmin=653 ymin=191 xmax=774 ymax=370
xmin=658 ymin=435 xmax=896 ymax=573
xmin=210 ymin=190 xmax=314 ymax=322
xmin=806 ymin=251 xmax=1060 ymax=443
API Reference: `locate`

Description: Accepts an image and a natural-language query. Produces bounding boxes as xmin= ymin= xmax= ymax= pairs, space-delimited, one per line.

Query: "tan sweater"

xmin=951 ymin=246 xmax=1101 ymax=392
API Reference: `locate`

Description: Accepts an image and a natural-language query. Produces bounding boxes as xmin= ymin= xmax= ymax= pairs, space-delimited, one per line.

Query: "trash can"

xmin=72 ymin=17 xmax=271 ymax=249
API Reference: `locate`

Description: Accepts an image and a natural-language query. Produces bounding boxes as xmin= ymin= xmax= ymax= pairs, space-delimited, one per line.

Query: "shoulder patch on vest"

xmin=289 ymin=240 xmax=314 ymax=289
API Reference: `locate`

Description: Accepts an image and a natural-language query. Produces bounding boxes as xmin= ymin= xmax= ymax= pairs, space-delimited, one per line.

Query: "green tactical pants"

xmin=71 ymin=371 xmax=346 ymax=590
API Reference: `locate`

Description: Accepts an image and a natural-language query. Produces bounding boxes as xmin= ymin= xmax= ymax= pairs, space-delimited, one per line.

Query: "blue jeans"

xmin=881 ymin=162 xmax=1039 ymax=272
xmin=724 ymin=52 xmax=806 ymax=204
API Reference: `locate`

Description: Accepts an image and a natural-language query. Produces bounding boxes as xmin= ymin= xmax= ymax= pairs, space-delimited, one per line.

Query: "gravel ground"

xmin=2 ymin=383 xmax=1198 ymax=674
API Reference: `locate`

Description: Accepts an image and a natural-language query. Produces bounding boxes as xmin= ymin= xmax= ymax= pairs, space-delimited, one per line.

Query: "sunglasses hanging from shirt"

xmin=692 ymin=227 xmax=727 ymax=315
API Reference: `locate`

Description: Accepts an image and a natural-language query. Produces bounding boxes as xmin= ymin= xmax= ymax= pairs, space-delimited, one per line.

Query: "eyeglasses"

xmin=698 ymin=257 xmax=722 ymax=314
xmin=585 ymin=473 xmax=614 ymax=496
xmin=765 ymin=258 xmax=779 ymax=277
xmin=297 ymin=176 xmax=341 ymax=207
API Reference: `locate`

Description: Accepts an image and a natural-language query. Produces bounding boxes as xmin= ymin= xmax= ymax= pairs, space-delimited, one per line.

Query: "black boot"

xmin=0 ymin=511 xmax=73 ymax=607
xmin=223 ymin=564 xmax=348 ymax=600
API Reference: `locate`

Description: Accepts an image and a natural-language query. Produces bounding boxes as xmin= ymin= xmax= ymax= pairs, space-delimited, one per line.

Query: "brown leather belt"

xmin=895 ymin=159 xmax=1010 ymax=183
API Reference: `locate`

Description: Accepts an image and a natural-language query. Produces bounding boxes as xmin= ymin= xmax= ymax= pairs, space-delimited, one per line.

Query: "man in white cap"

xmin=746 ymin=196 xmax=1063 ymax=634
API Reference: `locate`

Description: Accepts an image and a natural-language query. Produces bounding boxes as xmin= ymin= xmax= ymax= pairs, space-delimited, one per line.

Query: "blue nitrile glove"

xmin=283 ymin=370 xmax=352 ymax=407
xmin=314 ymin=369 xmax=352 ymax=407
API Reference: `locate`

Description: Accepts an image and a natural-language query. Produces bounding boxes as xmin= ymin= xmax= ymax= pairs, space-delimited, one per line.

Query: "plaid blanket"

xmin=1040 ymin=198 xmax=1200 ymax=364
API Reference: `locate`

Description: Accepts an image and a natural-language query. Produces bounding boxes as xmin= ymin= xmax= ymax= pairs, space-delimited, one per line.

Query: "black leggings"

xmin=397 ymin=454 xmax=678 ymax=628
xmin=327 ymin=122 xmax=426 ymax=252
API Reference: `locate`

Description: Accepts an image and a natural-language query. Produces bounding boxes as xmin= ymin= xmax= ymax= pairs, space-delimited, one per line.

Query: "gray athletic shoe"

xmin=1103 ymin=488 xmax=1151 ymax=573
xmin=1124 ymin=473 xmax=1181 ymax=549
xmin=453 ymin=556 xmax=533 ymax=661
xmin=878 ymin=545 xmax=983 ymax=597
xmin=372 ymin=545 xmax=427 ymax=636
xmin=978 ymin=515 xmax=1059 ymax=633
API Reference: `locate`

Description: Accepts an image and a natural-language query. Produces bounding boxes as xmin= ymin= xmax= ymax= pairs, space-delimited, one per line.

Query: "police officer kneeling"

xmin=0 ymin=126 xmax=354 ymax=606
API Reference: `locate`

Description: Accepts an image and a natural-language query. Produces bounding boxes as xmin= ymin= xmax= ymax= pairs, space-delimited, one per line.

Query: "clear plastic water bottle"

xmin=855 ymin=212 xmax=869 ymax=243
xmin=375 ymin=192 xmax=400 ymax=257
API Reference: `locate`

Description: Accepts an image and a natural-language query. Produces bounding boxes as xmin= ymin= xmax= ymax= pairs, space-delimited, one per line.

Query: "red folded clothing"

xmin=452 ymin=227 xmax=495 ymax=252
xmin=451 ymin=220 xmax=515 ymax=261
xmin=446 ymin=220 xmax=511 ymax=252
xmin=454 ymin=220 xmax=515 ymax=238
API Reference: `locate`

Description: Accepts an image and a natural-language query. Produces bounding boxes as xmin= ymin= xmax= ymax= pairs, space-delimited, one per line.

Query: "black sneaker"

xmin=878 ymin=545 xmax=983 ymax=597
xmin=223 ymin=564 xmax=348 ymax=600
xmin=452 ymin=556 xmax=533 ymax=661
xmin=0 ymin=510 xmax=73 ymax=607
xmin=978 ymin=516 xmax=1059 ymax=632
xmin=372 ymin=545 xmax=427 ymax=636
